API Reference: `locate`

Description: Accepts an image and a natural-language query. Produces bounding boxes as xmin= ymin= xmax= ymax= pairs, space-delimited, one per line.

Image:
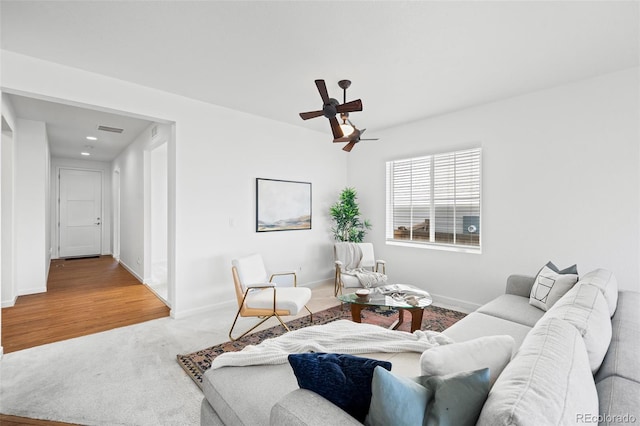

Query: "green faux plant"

xmin=329 ymin=187 xmax=372 ymax=242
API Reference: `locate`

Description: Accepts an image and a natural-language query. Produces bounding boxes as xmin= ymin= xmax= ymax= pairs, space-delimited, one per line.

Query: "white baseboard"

xmin=18 ymin=287 xmax=47 ymax=297
xmin=304 ymin=278 xmax=334 ymax=289
xmin=143 ymin=283 xmax=171 ymax=308
xmin=119 ymin=260 xmax=143 ymax=283
xmin=430 ymin=293 xmax=480 ymax=314
xmin=170 ymin=299 xmax=236 ymax=320
xmin=1 ymin=294 xmax=18 ymax=308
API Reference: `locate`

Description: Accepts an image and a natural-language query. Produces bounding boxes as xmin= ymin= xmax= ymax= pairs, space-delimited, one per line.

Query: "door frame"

xmin=143 ymin=136 xmax=169 ymax=303
xmin=56 ymin=166 xmax=104 ymax=259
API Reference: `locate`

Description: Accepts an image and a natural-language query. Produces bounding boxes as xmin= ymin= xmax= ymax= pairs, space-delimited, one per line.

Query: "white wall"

xmin=150 ymin=141 xmax=167 ymax=266
xmin=0 ymin=50 xmax=347 ymax=317
xmin=1 ymin=95 xmax=17 ymax=307
xmin=14 ymin=118 xmax=51 ymax=296
xmin=112 ymin=124 xmax=154 ymax=281
xmin=349 ymin=68 xmax=640 ymax=309
xmin=10 ymin=51 xmax=634 ymax=319
xmin=50 ymin=157 xmax=113 ymax=259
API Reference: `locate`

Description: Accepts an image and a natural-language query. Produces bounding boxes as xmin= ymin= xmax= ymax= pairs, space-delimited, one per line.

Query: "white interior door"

xmin=59 ymin=169 xmax=102 ymax=258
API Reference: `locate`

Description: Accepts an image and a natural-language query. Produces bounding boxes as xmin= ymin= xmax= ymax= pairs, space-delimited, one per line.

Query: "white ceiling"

xmin=6 ymin=94 xmax=154 ymax=162
xmin=1 ymin=1 xmax=638 ymax=157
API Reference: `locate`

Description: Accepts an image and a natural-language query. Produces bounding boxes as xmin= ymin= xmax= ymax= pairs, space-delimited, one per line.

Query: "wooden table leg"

xmin=391 ymin=308 xmax=405 ymax=330
xmin=350 ymin=303 xmax=363 ymax=323
xmin=408 ymin=308 xmax=424 ymax=332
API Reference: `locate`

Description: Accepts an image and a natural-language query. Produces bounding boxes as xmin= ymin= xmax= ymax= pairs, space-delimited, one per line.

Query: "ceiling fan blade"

xmin=336 ymin=99 xmax=363 ymax=113
xmin=315 ymin=80 xmax=330 ymax=104
xmin=343 ymin=141 xmax=357 ymax=152
xmin=299 ymin=110 xmax=324 ymax=120
xmin=360 ymin=138 xmax=379 ymax=141
xmin=328 ymin=116 xmax=344 ymax=140
xmin=334 ymin=136 xmax=350 ymax=143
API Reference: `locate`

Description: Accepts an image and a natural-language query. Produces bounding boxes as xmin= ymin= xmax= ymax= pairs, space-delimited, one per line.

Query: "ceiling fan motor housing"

xmin=323 ymin=98 xmax=339 ymax=118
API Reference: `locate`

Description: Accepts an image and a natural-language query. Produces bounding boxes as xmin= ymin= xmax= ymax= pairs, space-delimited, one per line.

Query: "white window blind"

xmin=386 ymin=147 xmax=481 ymax=249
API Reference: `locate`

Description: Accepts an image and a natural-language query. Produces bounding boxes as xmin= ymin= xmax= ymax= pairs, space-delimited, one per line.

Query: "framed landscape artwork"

xmin=256 ymin=178 xmax=312 ymax=232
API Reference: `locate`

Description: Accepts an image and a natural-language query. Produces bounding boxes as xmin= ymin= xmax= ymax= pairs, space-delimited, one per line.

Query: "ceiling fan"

xmin=299 ymin=79 xmax=363 ymax=140
xmin=333 ymin=119 xmax=379 ymax=152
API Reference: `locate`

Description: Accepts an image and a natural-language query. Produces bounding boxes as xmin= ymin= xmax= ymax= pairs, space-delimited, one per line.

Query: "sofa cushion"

xmin=442 ymin=312 xmax=533 ymax=349
xmin=420 ymin=335 xmax=514 ymax=387
xmin=203 ymin=363 xmax=299 ymax=425
xmin=288 ymin=353 xmax=391 ymax=423
xmin=545 ymin=283 xmax=612 ymax=373
xmin=610 ymin=291 xmax=640 ymax=325
xmin=529 ymin=265 xmax=578 ymax=311
xmin=271 ymin=389 xmax=363 ymax=426
xmin=579 ymin=268 xmax=618 ymax=317
xmin=477 ymin=294 xmax=545 ymax=327
xmin=246 ymin=286 xmax=312 ymax=313
xmin=596 ymin=376 xmax=640 ymax=426
xmin=477 ymin=317 xmax=598 ymax=426
xmin=595 ymin=315 xmax=640 ymax=384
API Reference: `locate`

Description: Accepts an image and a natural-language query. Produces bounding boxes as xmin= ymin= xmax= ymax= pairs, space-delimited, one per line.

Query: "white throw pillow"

xmin=420 ymin=335 xmax=515 ymax=388
xmin=529 ymin=266 xmax=578 ymax=311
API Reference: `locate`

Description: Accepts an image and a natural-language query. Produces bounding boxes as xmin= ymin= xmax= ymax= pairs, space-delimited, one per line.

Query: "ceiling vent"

xmin=97 ymin=125 xmax=124 ymax=133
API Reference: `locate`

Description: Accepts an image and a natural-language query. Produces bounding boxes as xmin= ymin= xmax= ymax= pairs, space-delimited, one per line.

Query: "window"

xmin=386 ymin=147 xmax=481 ymax=251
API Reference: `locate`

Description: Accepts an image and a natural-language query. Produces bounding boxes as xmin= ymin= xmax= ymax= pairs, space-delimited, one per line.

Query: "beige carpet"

xmin=0 ymin=281 xmax=340 ymax=425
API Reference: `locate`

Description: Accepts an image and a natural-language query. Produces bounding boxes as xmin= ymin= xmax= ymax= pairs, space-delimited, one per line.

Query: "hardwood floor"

xmin=0 ymin=414 xmax=76 ymax=426
xmin=1 ymin=256 xmax=170 ymax=354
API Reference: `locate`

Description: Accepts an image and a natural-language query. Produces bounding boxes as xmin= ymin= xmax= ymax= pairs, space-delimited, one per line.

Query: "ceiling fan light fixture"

xmin=340 ymin=122 xmax=354 ymax=137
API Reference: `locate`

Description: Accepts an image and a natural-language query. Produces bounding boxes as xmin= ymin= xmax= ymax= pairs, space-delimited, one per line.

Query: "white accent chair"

xmin=229 ymin=254 xmax=313 ymax=341
xmin=333 ymin=242 xmax=386 ymax=296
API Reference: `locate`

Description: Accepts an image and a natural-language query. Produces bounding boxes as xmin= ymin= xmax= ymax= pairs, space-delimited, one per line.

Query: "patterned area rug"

xmin=176 ymin=303 xmax=466 ymax=389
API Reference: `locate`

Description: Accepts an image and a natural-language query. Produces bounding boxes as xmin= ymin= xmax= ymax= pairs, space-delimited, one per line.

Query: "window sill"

xmin=386 ymin=239 xmax=482 ymax=254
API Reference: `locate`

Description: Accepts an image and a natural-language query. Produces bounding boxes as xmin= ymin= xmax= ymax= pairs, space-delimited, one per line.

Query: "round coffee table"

xmin=337 ymin=284 xmax=433 ymax=332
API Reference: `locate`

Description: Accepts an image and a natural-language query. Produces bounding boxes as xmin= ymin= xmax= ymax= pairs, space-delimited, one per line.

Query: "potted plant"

xmin=329 ymin=187 xmax=371 ymax=242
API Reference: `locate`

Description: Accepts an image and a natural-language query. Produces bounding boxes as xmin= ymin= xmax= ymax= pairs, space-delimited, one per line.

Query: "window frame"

xmin=385 ymin=146 xmax=482 ymax=253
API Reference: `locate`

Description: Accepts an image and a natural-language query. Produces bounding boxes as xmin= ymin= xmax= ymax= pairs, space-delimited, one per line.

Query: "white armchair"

xmin=229 ymin=254 xmax=313 ymax=341
xmin=333 ymin=242 xmax=386 ymax=296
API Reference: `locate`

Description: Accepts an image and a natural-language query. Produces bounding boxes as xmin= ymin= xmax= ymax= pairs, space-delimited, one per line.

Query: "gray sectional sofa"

xmin=201 ymin=268 xmax=639 ymax=425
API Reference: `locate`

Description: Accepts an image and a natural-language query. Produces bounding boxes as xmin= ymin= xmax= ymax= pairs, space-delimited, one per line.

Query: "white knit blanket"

xmin=210 ymin=320 xmax=453 ymax=369
xmin=334 ymin=243 xmax=362 ymax=270
xmin=346 ymin=268 xmax=388 ymax=288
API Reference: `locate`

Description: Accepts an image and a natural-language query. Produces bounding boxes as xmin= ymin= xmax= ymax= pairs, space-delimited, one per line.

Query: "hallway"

xmin=1 ymin=256 xmax=170 ymax=353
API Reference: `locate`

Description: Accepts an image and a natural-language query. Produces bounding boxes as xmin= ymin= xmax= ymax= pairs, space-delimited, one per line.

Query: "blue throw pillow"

xmin=288 ymin=353 xmax=392 ymax=422
xmin=366 ymin=366 xmax=433 ymax=426
xmin=366 ymin=367 xmax=490 ymax=426
xmin=420 ymin=368 xmax=490 ymax=426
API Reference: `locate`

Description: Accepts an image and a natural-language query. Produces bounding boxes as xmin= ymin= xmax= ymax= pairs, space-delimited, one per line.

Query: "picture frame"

xmin=256 ymin=178 xmax=312 ymax=232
